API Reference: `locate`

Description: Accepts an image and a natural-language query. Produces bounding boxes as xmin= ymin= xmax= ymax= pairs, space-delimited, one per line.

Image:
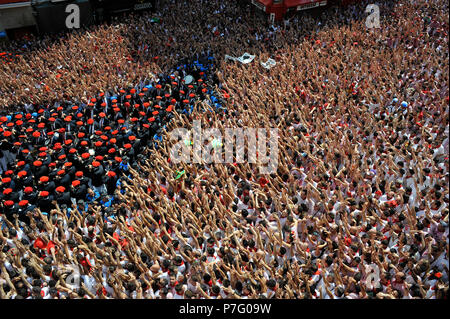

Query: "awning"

xmin=255 ymin=0 xmax=272 ymax=6
xmin=0 ymin=0 xmax=27 ymax=3
xmin=285 ymin=0 xmax=315 ymax=7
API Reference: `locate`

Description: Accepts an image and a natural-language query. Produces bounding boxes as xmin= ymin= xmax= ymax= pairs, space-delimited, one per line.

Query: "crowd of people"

xmin=0 ymin=0 xmax=448 ymax=299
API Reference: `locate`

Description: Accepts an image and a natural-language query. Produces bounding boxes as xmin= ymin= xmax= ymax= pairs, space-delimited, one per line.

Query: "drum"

xmin=184 ymin=75 xmax=194 ymax=85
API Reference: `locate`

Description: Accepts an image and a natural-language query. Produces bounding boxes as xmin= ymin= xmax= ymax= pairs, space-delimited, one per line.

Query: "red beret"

xmin=33 ymin=160 xmax=43 ymax=167
xmin=92 ymin=161 xmax=101 ymax=167
xmin=39 ymin=191 xmax=49 ymax=197
xmin=107 ymin=171 xmax=116 ymax=178
xmin=3 ymin=188 xmax=12 ymax=195
xmin=72 ymin=180 xmax=81 ymax=187
xmin=17 ymin=161 xmax=25 ymax=167
xmin=4 ymin=200 xmax=14 ymax=207
xmin=56 ymin=186 xmax=65 ymax=193
xmin=18 ymin=171 xmax=27 ymax=178
xmin=19 ymin=200 xmax=29 ymax=207
xmin=39 ymin=176 xmax=49 ymax=183
xmin=57 ymin=170 xmax=66 ymax=176
xmin=124 ymin=143 xmax=132 ymax=149
xmin=81 ymin=153 xmax=90 ymax=159
xmin=75 ymin=171 xmax=83 ymax=177
xmin=64 ymin=162 xmax=73 ymax=167
xmin=2 ymin=177 xmax=11 ymax=183
xmin=24 ymin=187 xmax=33 ymax=194
xmin=87 ymin=118 xmax=94 ymax=125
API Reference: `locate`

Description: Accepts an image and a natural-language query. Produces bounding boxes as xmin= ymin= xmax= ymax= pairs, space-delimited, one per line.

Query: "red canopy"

xmin=0 ymin=0 xmax=28 ymax=4
xmin=256 ymin=0 xmax=272 ymax=6
xmin=285 ymin=0 xmax=319 ymax=7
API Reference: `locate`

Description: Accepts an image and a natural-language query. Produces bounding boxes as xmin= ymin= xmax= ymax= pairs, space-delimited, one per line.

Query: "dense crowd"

xmin=0 ymin=0 xmax=448 ymax=299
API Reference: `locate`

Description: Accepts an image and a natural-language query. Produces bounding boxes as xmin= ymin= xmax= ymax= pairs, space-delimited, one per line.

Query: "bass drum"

xmin=184 ymin=75 xmax=194 ymax=85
